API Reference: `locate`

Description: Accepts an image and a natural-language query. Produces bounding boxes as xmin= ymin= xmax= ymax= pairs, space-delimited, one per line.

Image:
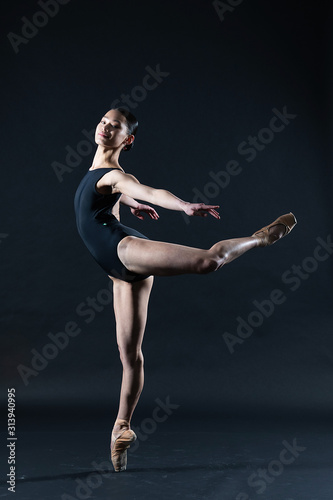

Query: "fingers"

xmin=133 ymin=207 xmax=159 ymax=220
xmin=196 ymin=208 xmax=220 ymax=219
xmin=205 ymin=204 xmax=220 ymax=218
xmin=208 ymin=209 xmax=220 ymax=219
xmin=147 ymin=209 xmax=159 ymax=220
xmin=190 ymin=204 xmax=220 ymax=219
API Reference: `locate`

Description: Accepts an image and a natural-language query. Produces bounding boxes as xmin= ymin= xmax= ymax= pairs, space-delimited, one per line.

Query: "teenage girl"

xmin=74 ymin=107 xmax=296 ymax=472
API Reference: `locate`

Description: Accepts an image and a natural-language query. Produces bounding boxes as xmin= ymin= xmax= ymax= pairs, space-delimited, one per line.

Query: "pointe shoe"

xmin=110 ymin=419 xmax=137 ymax=472
xmin=252 ymin=212 xmax=297 ymax=247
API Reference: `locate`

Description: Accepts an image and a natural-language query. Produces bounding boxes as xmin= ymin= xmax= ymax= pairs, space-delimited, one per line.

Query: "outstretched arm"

xmin=109 ymin=170 xmax=220 ymax=219
xmin=119 ymin=194 xmax=159 ymax=220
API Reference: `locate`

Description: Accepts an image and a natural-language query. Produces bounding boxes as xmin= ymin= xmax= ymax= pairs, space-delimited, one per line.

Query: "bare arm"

xmin=114 ymin=171 xmax=185 ymax=211
xmin=119 ymin=194 xmax=159 ymax=220
xmin=109 ymin=171 xmax=219 ymax=218
xmin=119 ymin=194 xmax=140 ymax=209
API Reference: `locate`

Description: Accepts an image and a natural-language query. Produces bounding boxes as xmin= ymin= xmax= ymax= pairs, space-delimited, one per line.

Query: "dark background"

xmin=1 ymin=0 xmax=332 ymax=424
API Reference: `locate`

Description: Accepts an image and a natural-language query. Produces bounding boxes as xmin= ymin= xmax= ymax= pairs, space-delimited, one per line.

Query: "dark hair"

xmin=114 ymin=107 xmax=138 ymax=151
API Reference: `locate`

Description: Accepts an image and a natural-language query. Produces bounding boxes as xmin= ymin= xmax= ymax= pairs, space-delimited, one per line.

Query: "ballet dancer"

xmin=74 ymin=107 xmax=296 ymax=472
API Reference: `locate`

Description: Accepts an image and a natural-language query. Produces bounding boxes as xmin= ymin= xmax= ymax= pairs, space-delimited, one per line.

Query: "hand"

xmin=183 ymin=203 xmax=220 ymax=219
xmin=130 ymin=204 xmax=160 ymax=221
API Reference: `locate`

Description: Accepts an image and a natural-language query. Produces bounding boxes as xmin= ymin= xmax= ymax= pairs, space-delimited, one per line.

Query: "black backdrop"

xmin=1 ymin=0 xmax=332 ymax=422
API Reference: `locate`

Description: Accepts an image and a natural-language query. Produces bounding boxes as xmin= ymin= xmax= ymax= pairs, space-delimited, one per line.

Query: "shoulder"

xmin=103 ymin=169 xmax=140 ymax=186
xmin=96 ymin=169 xmax=140 ymax=194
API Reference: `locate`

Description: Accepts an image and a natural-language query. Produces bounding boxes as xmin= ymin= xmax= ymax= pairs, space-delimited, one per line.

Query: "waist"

xmin=96 ymin=211 xmax=120 ymax=223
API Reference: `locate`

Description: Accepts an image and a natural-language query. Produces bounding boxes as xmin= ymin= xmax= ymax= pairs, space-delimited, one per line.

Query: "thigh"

xmin=111 ymin=275 xmax=154 ymax=351
xmin=117 ymin=236 xmax=210 ymax=277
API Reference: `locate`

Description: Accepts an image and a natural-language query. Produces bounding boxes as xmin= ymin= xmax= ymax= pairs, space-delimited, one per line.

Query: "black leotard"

xmin=74 ymin=167 xmax=149 ymax=282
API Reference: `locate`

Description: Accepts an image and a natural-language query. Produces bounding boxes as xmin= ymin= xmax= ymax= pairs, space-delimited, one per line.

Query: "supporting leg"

xmin=111 ymin=275 xmax=153 ymax=425
xmin=109 ymin=275 xmax=154 ymax=471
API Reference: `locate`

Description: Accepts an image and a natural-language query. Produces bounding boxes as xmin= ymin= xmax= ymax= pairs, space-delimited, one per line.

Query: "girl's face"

xmin=95 ymin=109 xmax=133 ymax=150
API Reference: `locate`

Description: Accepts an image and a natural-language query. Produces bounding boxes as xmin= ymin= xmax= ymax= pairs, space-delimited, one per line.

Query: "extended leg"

xmin=117 ymin=213 xmax=296 ymax=277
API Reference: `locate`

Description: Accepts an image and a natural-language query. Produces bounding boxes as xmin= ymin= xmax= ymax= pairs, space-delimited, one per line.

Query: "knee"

xmin=118 ymin=346 xmax=144 ymax=368
xmin=196 ymin=256 xmax=219 ymax=274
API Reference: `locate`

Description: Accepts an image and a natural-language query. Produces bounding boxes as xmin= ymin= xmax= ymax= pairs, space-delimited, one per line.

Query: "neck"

xmin=90 ymin=145 xmax=123 ymax=169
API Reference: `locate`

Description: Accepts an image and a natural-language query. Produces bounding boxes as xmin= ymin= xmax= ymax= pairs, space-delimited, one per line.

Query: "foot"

xmin=252 ymin=212 xmax=297 ymax=247
xmin=112 ymin=419 xmax=130 ymax=437
xmin=110 ymin=419 xmax=137 ymax=472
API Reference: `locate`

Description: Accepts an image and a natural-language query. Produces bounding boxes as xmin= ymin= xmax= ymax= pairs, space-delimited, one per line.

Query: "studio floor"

xmin=1 ymin=415 xmax=332 ymax=500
